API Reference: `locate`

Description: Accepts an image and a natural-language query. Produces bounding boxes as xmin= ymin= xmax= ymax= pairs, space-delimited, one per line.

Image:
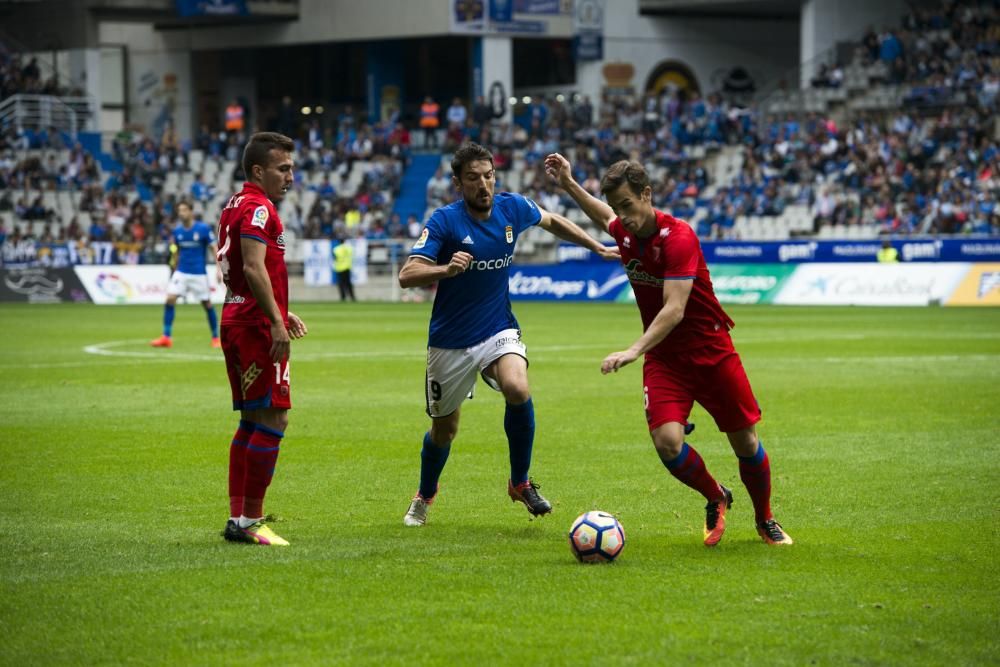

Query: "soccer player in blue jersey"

xmin=398 ymin=142 xmax=618 ymax=526
xmin=150 ymin=201 xmax=222 ymax=348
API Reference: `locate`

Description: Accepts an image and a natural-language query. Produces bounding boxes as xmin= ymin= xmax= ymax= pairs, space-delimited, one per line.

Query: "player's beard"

xmin=466 ymin=190 xmax=493 ymax=215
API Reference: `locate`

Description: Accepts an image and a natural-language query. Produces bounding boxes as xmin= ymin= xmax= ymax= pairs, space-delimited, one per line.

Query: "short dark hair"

xmin=600 ymin=160 xmax=650 ymax=197
xmin=450 ymin=142 xmax=494 ymax=179
xmin=242 ymin=132 xmax=294 ymax=180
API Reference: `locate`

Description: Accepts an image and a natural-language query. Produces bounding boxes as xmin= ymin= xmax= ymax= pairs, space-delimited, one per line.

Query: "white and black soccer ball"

xmin=568 ymin=511 xmax=625 ymax=563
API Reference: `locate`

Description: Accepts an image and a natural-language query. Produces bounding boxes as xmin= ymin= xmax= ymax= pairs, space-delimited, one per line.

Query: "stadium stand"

xmin=0 ymin=0 xmax=997 ymax=270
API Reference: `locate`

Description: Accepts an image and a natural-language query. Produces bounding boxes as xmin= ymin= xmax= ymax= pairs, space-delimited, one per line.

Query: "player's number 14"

xmin=274 ymin=361 xmax=290 ymax=384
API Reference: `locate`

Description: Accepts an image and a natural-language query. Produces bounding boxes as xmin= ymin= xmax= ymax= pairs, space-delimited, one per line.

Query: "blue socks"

xmin=417 ymin=398 xmax=535 ymax=498
xmin=505 ymin=398 xmax=535 ymax=486
xmin=162 ymin=304 xmax=175 ymax=336
xmin=206 ymin=306 xmax=218 ymax=337
xmin=419 ymin=431 xmax=450 ymax=500
xmin=165 ymin=304 xmax=219 ymax=338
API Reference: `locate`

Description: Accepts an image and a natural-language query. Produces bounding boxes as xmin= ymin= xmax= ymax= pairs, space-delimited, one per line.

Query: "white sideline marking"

xmin=0 ymin=334 xmax=993 ymax=371
xmin=821 ymin=354 xmax=1000 ymax=364
xmin=82 ymin=340 xmax=220 ymax=361
xmin=0 ymin=341 xmax=618 ymax=370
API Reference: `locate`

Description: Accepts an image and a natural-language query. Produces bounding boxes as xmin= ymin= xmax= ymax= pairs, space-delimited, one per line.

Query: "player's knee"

xmin=256 ymin=409 xmax=289 ymax=434
xmin=274 ymin=412 xmax=289 ymax=433
xmin=502 ymin=384 xmax=530 ymax=405
xmin=651 ymin=432 xmax=684 ymax=460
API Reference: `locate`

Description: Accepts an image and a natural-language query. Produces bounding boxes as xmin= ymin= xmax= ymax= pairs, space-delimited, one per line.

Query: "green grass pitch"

xmin=1 ymin=302 xmax=998 ymax=665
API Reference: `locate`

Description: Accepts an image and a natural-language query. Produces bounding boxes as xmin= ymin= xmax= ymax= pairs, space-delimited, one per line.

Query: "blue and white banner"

xmin=451 ymin=0 xmax=549 ymax=34
xmin=573 ymin=0 xmax=604 ymax=61
xmin=490 ymin=0 xmax=513 ymax=22
xmin=514 ymin=0 xmax=565 ymax=14
xmin=702 ymin=239 xmax=1000 ymax=263
xmin=175 ymin=0 xmax=247 ymax=17
xmin=302 ymin=238 xmax=369 ymax=287
xmin=303 ymin=239 xmax=332 ymax=287
xmin=773 ymin=263 xmax=969 ymax=306
xmin=508 ymin=263 xmax=628 ymax=301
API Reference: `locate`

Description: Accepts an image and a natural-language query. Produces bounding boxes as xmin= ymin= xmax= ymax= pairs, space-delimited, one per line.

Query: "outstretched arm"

xmin=544 ymin=153 xmax=616 ymax=235
xmin=601 ymin=278 xmax=693 ymax=374
xmin=537 ymin=208 xmax=619 ymax=261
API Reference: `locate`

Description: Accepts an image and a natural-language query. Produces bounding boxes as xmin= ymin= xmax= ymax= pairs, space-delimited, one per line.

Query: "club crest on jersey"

xmin=240 ymin=363 xmax=262 ymax=397
xmin=252 ymin=206 xmax=269 ymax=229
xmin=414 ymin=228 xmax=429 ymax=249
xmin=505 ymin=225 xmax=513 ymax=243
xmin=623 ymin=236 xmax=631 ymax=248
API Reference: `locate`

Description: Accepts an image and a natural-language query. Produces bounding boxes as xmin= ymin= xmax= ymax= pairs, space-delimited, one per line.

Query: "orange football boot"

xmin=704 ymin=485 xmax=733 ymax=547
xmin=150 ymin=335 xmax=173 ymax=348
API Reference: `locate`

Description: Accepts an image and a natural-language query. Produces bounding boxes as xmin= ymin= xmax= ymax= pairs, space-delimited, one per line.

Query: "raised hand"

xmin=544 ymin=153 xmax=572 ymax=187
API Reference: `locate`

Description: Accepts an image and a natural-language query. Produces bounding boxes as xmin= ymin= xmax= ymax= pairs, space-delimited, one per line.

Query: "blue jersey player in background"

xmin=398 ymin=142 xmax=618 ymax=527
xmin=150 ymin=201 xmax=222 ymax=348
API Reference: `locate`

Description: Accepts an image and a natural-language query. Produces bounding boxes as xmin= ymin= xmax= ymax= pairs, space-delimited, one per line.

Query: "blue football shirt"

xmin=410 ymin=192 xmax=542 ymax=348
xmin=173 ymin=221 xmax=216 ymax=274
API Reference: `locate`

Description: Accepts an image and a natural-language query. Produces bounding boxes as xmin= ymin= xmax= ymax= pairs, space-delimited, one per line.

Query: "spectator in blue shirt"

xmin=190 ymin=173 xmax=213 ymax=202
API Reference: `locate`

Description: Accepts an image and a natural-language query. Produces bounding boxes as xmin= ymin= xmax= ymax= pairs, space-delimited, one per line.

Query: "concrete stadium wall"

xmin=99 ymin=22 xmax=195 ymax=141
xmin=176 ymin=0 xmax=455 ymax=52
xmin=578 ymin=0 xmax=798 ymax=101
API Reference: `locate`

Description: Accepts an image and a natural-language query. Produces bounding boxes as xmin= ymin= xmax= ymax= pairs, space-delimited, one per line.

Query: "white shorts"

xmin=167 ymin=270 xmax=211 ymax=302
xmin=425 ymin=328 xmax=527 ymax=418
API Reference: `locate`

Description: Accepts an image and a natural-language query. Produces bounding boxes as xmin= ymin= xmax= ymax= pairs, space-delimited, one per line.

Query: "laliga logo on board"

xmin=778 ymin=242 xmax=818 ymax=262
xmin=95 ymin=272 xmax=134 ymax=301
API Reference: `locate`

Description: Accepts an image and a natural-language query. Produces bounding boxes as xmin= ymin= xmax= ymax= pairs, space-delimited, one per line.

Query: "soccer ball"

xmin=568 ymin=511 xmax=625 ymax=563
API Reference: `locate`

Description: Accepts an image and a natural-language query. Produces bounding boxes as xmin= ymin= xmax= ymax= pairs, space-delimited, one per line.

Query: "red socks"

xmin=242 ymin=423 xmax=283 ymax=519
xmin=738 ymin=444 xmax=773 ymax=523
xmin=228 ymin=420 xmax=255 ymax=517
xmin=663 ymin=443 xmax=723 ymax=501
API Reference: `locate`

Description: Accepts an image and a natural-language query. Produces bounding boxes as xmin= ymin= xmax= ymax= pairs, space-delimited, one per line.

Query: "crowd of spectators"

xmin=1 ymin=0 xmax=998 ymax=269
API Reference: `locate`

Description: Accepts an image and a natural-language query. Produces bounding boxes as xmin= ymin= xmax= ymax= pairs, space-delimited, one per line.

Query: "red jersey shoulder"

xmin=656 ymin=212 xmax=700 ymax=276
xmin=240 ymin=192 xmax=277 ymax=229
xmin=655 ymin=213 xmax=693 ymax=246
xmin=227 ymin=188 xmax=278 ymax=237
